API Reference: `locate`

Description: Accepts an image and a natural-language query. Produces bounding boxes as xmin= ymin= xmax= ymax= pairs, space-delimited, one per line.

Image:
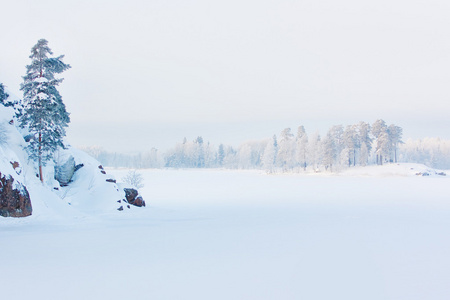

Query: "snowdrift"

xmin=339 ymin=163 xmax=447 ymax=177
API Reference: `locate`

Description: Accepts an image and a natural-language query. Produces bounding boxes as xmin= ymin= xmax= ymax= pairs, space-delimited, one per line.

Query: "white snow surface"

xmin=2 ymin=166 xmax=450 ymax=300
xmin=1 ymin=96 xmax=449 ymax=300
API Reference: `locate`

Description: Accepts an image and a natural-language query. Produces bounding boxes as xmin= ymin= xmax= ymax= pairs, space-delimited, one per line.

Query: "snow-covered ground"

xmin=1 ymin=165 xmax=450 ymax=300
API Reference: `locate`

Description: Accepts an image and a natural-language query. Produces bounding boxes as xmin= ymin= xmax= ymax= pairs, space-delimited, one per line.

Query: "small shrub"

xmin=122 ymin=170 xmax=144 ymax=189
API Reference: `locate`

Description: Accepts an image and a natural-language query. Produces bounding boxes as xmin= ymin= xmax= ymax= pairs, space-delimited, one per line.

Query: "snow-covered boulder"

xmin=124 ymin=188 xmax=146 ymax=207
xmin=54 ymin=155 xmax=76 ymax=186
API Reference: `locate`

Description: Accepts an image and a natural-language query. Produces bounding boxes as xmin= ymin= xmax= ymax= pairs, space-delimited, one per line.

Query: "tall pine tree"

xmin=19 ymin=39 xmax=71 ymax=182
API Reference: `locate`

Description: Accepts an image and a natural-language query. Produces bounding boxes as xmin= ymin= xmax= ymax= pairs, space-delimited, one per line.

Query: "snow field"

xmin=1 ymin=167 xmax=450 ymax=300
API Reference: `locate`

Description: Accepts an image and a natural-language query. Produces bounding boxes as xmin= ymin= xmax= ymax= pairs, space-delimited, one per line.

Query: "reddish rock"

xmin=133 ymin=196 xmax=145 ymax=207
xmin=0 ymin=173 xmax=32 ymax=218
xmin=124 ymin=188 xmax=138 ymax=202
xmin=10 ymin=161 xmax=20 ymax=169
xmin=124 ymin=188 xmax=145 ymax=207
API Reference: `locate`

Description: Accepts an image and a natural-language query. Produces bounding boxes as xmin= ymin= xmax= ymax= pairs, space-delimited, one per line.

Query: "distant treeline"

xmin=80 ymin=119 xmax=450 ymax=171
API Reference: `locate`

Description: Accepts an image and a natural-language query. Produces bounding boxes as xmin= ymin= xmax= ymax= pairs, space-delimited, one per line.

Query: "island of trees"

xmin=82 ymin=122 xmax=450 ymax=172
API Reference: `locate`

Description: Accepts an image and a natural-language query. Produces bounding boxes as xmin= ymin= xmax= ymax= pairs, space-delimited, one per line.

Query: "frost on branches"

xmin=19 ymin=39 xmax=71 ymax=182
xmin=0 ymin=83 xmax=9 ymax=106
xmin=122 ymin=170 xmax=144 ymax=189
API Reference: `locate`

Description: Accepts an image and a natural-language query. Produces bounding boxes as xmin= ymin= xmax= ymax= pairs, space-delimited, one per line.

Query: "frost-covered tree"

xmin=217 ymin=144 xmax=225 ymax=167
xmin=356 ymin=121 xmax=372 ymax=166
xmin=262 ymin=136 xmax=278 ymax=172
xmin=388 ymin=124 xmax=403 ymax=163
xmin=204 ymin=141 xmax=217 ymax=167
xmin=164 ymin=141 xmax=185 ymax=168
xmin=308 ymin=131 xmax=321 ymax=171
xmin=19 ymin=39 xmax=71 ymax=182
xmin=343 ymin=125 xmax=358 ymax=167
xmin=323 ymin=125 xmax=344 ymax=169
xmin=376 ymin=130 xmax=390 ymax=165
xmin=222 ymin=145 xmax=238 ymax=168
xmin=0 ymin=83 xmax=9 ymax=106
xmin=277 ymin=128 xmax=295 ymax=170
xmin=321 ymin=132 xmax=335 ymax=171
xmin=329 ymin=125 xmax=344 ymax=156
xmin=272 ymin=134 xmax=278 ymax=163
xmin=238 ymin=144 xmax=252 ymax=169
xmin=296 ymin=126 xmax=308 ymax=171
xmin=237 ymin=139 xmax=266 ymax=169
xmin=359 ymin=143 xmax=369 ymax=166
xmin=372 ymin=119 xmax=388 ymax=165
xmin=194 ymin=136 xmax=205 ymax=168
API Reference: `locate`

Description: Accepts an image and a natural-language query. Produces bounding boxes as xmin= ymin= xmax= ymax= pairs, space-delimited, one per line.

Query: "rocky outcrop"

xmin=55 ymin=156 xmax=75 ymax=186
xmin=0 ymin=172 xmax=32 ymax=217
xmin=124 ymin=188 xmax=146 ymax=207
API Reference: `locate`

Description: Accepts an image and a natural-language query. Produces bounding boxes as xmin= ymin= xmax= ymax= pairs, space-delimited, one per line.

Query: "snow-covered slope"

xmin=52 ymin=148 xmax=128 ymax=214
xmin=0 ymin=104 xmax=135 ymax=219
xmin=339 ymin=163 xmax=447 ymax=177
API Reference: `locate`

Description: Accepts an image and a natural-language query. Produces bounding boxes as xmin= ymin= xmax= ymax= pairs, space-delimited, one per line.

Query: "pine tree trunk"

xmin=39 ymin=163 xmax=43 ymax=183
xmin=38 ymin=63 xmax=44 ymax=183
xmin=38 ymin=131 xmax=43 ymax=183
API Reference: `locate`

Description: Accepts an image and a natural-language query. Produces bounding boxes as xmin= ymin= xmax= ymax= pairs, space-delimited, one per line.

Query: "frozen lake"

xmin=2 ymin=168 xmax=450 ymax=300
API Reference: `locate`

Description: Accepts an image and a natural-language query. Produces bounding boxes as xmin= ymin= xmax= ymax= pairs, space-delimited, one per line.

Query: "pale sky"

xmin=1 ymin=0 xmax=450 ymax=152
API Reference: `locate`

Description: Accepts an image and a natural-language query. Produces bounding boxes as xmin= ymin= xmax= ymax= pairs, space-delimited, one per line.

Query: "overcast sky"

xmin=1 ymin=0 xmax=450 ymax=152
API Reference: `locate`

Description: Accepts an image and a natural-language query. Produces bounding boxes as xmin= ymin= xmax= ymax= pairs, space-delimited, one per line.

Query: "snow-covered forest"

xmin=81 ymin=122 xmax=450 ymax=171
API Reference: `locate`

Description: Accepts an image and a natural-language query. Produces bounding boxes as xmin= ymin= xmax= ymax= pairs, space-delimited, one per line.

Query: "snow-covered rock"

xmin=54 ymin=155 xmax=76 ymax=186
xmin=0 ymin=102 xmax=142 ymax=218
xmin=52 ymin=147 xmax=132 ymax=214
xmin=123 ymin=187 xmax=146 ymax=207
xmin=0 ymin=105 xmax=32 ymax=217
xmin=0 ymin=169 xmax=32 ymax=217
